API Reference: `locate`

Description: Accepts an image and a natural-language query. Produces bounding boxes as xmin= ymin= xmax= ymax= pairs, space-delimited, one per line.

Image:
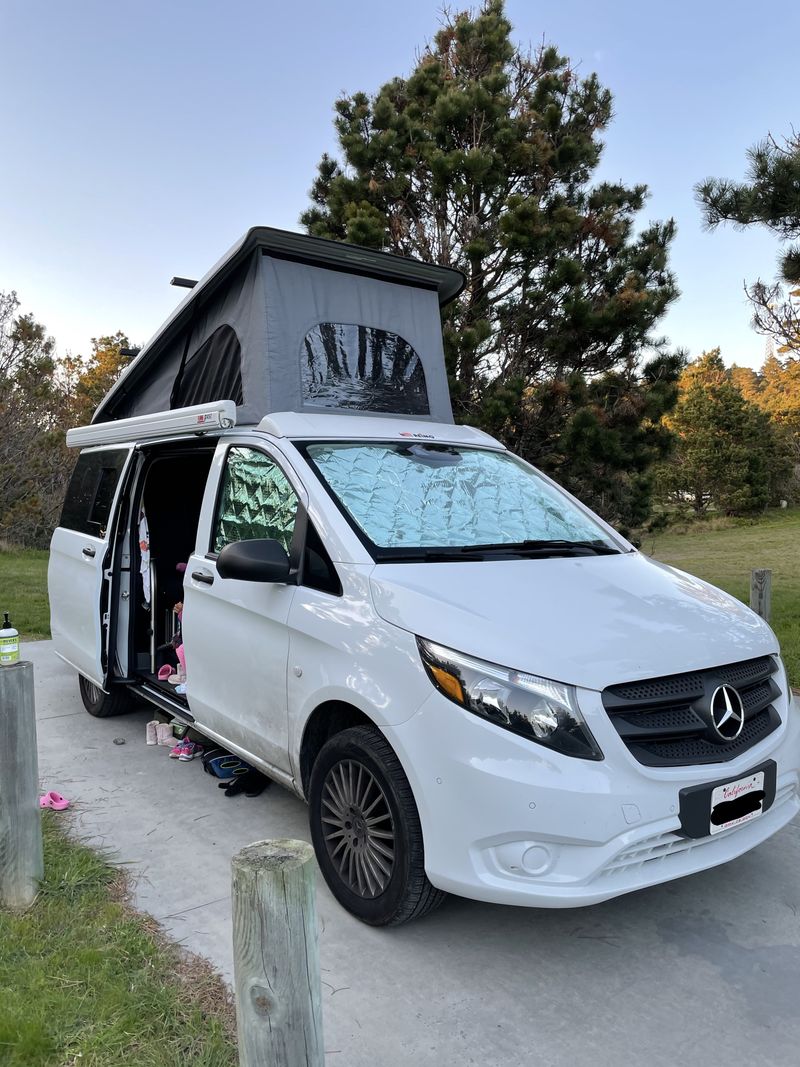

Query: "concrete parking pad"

xmin=28 ymin=641 xmax=800 ymax=1066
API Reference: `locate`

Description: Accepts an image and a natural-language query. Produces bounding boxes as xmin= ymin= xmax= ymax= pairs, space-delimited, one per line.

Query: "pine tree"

xmin=697 ymin=132 xmax=800 ymax=356
xmin=657 ymin=350 xmax=793 ymax=515
xmin=301 ymin=0 xmax=679 ymax=528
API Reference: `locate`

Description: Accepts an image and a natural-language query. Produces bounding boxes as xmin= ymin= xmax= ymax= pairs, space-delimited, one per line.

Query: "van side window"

xmin=213 ymin=447 xmax=299 ymax=555
xmin=302 ymin=519 xmax=342 ymax=596
xmin=60 ymin=449 xmax=129 ymax=536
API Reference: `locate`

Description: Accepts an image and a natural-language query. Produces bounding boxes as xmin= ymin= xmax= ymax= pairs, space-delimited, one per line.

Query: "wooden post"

xmin=231 ymin=839 xmax=324 ymax=1067
xmin=750 ymin=568 xmax=772 ymax=622
xmin=0 ymin=661 xmax=44 ymax=908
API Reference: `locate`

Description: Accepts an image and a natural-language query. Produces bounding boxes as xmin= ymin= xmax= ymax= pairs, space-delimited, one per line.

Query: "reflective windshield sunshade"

xmin=304 ymin=442 xmax=617 ymax=553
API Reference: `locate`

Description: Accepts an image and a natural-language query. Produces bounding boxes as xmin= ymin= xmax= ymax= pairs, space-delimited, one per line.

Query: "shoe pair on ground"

xmin=146 ymin=720 xmax=175 ymax=746
xmin=145 ymin=719 xmax=202 ymax=760
xmin=169 ymin=739 xmax=204 ymax=762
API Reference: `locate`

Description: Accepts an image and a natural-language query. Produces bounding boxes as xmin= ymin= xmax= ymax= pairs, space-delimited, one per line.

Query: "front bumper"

xmin=387 ymin=685 xmax=800 ymax=908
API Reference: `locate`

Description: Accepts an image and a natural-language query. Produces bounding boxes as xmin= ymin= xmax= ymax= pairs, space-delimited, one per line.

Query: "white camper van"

xmin=49 ymin=228 xmax=800 ymax=925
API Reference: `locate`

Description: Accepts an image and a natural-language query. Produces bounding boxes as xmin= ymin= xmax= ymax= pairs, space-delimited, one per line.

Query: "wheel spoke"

xmin=362 ymin=850 xmax=380 ymax=896
xmin=329 ymin=766 xmax=349 ymax=811
xmin=365 ymin=811 xmax=392 ymax=827
xmin=366 ymin=841 xmax=392 ymax=877
xmin=321 ymin=794 xmax=345 ymax=820
xmin=361 ymin=791 xmax=384 ymax=819
xmin=329 ymin=836 xmax=348 ymax=860
xmin=366 ymin=827 xmax=394 ymax=840
xmin=362 ymin=844 xmax=388 ymax=890
xmin=369 ymin=836 xmax=394 ymax=862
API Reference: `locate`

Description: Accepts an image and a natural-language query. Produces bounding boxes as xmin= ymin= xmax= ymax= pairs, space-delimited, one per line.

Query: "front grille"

xmin=602 ymin=656 xmax=781 ymax=767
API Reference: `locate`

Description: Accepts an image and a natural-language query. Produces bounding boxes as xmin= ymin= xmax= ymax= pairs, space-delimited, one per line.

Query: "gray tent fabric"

xmin=259 ymin=255 xmax=452 ymax=421
xmin=93 ymin=228 xmax=463 ymax=427
xmin=172 ymin=324 xmax=243 ymax=408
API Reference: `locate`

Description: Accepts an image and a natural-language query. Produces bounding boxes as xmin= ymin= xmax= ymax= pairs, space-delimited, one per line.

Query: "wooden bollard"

xmin=232 ymin=839 xmax=324 ymax=1067
xmin=750 ymin=568 xmax=772 ymax=623
xmin=0 ymin=661 xmax=44 ymax=908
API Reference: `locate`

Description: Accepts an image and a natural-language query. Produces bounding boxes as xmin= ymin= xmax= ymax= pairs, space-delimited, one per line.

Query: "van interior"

xmin=131 ymin=446 xmax=215 ymax=701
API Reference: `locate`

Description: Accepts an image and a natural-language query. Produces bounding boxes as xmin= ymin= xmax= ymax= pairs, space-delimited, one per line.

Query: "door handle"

xmin=192 ymin=570 xmax=214 ymax=586
xmin=82 ymin=546 xmax=96 ymax=558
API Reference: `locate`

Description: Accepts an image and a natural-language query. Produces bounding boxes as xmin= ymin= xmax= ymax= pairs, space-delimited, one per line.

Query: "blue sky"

xmin=1 ymin=0 xmax=797 ymax=369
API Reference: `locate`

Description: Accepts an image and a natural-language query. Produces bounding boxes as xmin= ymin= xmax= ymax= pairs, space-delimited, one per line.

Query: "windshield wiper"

xmin=376 ymin=540 xmax=623 ymax=563
xmin=376 ymin=549 xmax=480 ymax=563
xmin=454 ymin=539 xmax=622 ymax=557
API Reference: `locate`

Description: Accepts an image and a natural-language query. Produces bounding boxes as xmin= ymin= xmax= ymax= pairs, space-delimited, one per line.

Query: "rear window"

xmin=60 ymin=449 xmax=129 ymax=536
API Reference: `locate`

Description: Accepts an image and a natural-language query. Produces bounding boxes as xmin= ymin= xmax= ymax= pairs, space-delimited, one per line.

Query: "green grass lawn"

xmin=0 ymin=813 xmax=235 ymax=1067
xmin=647 ymin=507 xmax=800 ymax=684
xmin=0 ymin=549 xmax=50 ymax=639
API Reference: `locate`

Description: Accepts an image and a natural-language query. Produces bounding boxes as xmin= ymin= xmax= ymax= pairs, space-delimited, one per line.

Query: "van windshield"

xmin=301 ymin=441 xmax=622 ymax=560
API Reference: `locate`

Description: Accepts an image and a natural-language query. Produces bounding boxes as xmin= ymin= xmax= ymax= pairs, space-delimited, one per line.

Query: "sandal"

xmin=40 ymin=791 xmax=70 ymax=811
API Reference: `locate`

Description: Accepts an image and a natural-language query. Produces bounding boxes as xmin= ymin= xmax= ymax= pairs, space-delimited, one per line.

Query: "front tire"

xmin=308 ymin=725 xmax=447 ymax=926
xmin=78 ymin=675 xmax=134 ymax=717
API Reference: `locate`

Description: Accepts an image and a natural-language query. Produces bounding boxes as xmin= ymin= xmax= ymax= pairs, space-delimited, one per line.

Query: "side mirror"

xmin=216 ymin=538 xmax=291 ymax=583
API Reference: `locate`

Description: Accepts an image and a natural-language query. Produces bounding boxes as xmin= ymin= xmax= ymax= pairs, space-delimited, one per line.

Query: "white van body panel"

xmin=389 ymin=684 xmax=800 ymax=905
xmin=48 ymin=526 xmax=111 ymax=686
xmin=369 ymin=553 xmax=779 ymax=691
xmin=48 ymin=444 xmax=135 ymax=687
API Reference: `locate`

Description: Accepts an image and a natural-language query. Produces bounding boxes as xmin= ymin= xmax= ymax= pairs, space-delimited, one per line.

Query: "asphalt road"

xmin=28 ymin=641 xmax=800 ymax=1067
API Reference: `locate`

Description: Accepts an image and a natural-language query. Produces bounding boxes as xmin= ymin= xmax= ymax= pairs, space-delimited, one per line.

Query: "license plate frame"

xmin=677 ymin=759 xmax=777 ymax=839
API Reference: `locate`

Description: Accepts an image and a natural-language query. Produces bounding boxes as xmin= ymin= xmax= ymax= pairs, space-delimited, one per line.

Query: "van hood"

xmin=369 ymin=552 xmax=778 ymax=691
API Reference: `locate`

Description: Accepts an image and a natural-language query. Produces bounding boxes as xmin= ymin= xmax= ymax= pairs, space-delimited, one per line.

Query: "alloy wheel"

xmin=320 ymin=759 xmax=396 ymax=898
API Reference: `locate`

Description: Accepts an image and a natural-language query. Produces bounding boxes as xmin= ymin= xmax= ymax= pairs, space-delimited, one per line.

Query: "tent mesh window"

xmin=174 ymin=324 xmax=244 ymax=409
xmin=301 ymin=323 xmax=430 ymax=415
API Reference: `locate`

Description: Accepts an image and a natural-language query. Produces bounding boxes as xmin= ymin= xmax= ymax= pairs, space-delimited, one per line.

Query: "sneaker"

xmin=156 ymin=723 xmax=174 ymax=746
xmin=145 ymin=720 xmax=159 ymax=745
xmin=178 ymin=741 xmax=204 ymax=762
xmin=169 ymin=739 xmax=190 ymax=759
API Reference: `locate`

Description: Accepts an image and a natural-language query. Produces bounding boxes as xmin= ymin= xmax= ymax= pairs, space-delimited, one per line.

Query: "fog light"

xmin=522 ymin=845 xmax=552 ymax=875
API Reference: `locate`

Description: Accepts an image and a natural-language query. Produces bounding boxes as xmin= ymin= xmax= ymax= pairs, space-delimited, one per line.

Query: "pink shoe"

xmin=156 ymin=723 xmax=174 ymax=746
xmin=40 ymin=791 xmax=70 ymax=810
xmin=146 ymin=720 xmax=159 ymax=745
xmin=178 ymin=741 xmax=204 ymax=762
xmin=169 ymin=740 xmax=189 ymax=759
xmin=157 ymin=664 xmax=173 ymax=681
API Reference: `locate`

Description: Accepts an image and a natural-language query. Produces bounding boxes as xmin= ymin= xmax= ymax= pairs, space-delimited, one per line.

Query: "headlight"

xmin=417 ymin=637 xmax=603 ymax=761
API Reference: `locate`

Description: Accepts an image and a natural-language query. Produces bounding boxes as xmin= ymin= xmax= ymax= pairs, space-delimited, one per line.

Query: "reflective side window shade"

xmin=301 ymin=322 xmax=430 ymax=415
xmin=212 ymin=446 xmax=299 ymax=555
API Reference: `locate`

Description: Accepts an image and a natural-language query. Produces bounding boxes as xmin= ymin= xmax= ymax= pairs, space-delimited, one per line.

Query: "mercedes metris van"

xmin=49 ymin=405 xmax=800 ymax=924
xmin=48 ymin=228 xmax=800 ymax=925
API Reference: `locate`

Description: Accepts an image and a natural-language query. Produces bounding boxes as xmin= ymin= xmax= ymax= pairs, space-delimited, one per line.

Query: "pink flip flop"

xmin=40 ymin=791 xmax=70 ymax=811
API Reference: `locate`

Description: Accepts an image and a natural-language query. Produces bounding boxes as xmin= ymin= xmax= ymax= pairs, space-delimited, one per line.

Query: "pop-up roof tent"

xmin=93 ymin=228 xmax=465 ymax=427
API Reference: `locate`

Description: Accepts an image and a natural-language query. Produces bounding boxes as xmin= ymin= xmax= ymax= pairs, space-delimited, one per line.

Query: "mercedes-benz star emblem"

xmin=710 ymin=684 xmax=745 ymax=740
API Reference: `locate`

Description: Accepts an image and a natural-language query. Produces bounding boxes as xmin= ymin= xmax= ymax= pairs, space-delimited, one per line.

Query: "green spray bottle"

xmin=0 ymin=612 xmax=20 ymax=665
